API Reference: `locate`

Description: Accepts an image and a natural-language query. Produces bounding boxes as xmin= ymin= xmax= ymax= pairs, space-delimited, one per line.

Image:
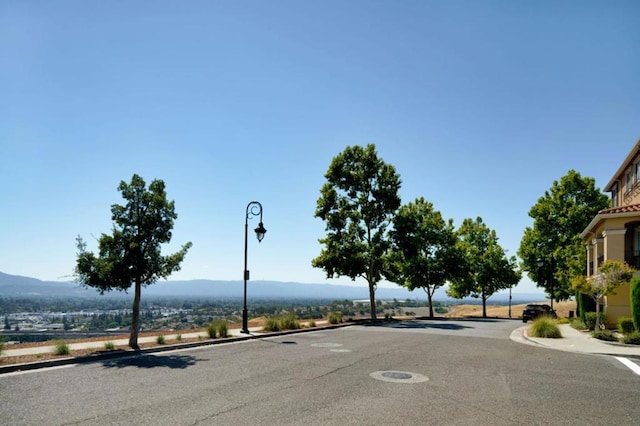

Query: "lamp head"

xmin=255 ymin=222 xmax=267 ymax=243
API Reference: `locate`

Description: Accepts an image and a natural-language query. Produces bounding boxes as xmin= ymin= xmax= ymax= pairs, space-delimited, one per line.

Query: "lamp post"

xmin=242 ymin=201 xmax=267 ymax=334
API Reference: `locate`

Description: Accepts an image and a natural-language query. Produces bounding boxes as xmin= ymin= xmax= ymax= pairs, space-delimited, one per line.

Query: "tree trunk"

xmin=129 ymin=279 xmax=142 ymax=350
xmin=482 ymin=288 xmax=487 ymax=318
xmin=595 ymin=297 xmax=602 ymax=330
xmin=368 ymin=280 xmax=377 ymax=320
xmin=427 ymin=291 xmax=434 ymax=318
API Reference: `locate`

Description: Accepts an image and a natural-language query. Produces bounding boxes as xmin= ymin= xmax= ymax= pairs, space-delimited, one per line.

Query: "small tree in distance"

xmin=571 ymin=260 xmax=635 ymax=330
xmin=75 ymin=174 xmax=192 ymax=350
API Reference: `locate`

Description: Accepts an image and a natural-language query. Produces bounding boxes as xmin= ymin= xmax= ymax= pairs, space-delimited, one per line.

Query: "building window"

xmin=635 ymin=162 xmax=640 ymax=183
xmin=626 ymin=171 xmax=632 ymax=192
xmin=612 ymin=184 xmax=619 ymax=207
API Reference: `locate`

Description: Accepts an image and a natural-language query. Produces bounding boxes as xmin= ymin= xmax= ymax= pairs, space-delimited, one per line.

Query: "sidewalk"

xmin=511 ymin=323 xmax=640 ymax=358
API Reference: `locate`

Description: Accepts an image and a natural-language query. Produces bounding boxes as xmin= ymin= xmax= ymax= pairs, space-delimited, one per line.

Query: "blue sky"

xmin=1 ymin=1 xmax=638 ymax=295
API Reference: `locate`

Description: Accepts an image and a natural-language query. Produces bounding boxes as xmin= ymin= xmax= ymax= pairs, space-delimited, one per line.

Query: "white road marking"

xmin=615 ymin=357 xmax=640 ymax=376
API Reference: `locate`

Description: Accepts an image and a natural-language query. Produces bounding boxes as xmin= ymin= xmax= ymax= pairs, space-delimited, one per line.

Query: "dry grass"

xmin=444 ymin=300 xmax=576 ymax=319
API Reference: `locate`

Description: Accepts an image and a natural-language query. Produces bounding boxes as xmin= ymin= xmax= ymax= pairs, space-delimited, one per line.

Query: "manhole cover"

xmin=382 ymin=372 xmax=412 ymax=380
xmin=370 ymin=371 xmax=429 ymax=384
xmin=310 ymin=343 xmax=343 ymax=348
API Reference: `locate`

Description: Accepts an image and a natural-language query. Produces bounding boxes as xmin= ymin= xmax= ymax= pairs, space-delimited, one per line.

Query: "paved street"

xmin=2 ymin=319 xmax=640 ymax=425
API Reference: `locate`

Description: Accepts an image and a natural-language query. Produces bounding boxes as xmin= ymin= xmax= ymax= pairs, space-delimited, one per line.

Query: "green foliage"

xmin=215 ymin=319 xmax=229 ymax=338
xmin=388 ymin=197 xmax=465 ymax=318
xmin=312 ymin=144 xmax=401 ymax=320
xmin=54 ymin=341 xmax=70 ymax=355
xmin=528 ymin=317 xmax=562 ymax=338
xmin=263 ymin=317 xmax=280 ymax=332
xmin=206 ymin=322 xmax=218 ymax=338
xmin=591 ymin=329 xmax=618 ymax=342
xmin=176 ymin=334 xmax=182 ymax=341
xmin=447 ymin=217 xmax=520 ymax=317
xmin=631 ymin=277 xmax=640 ymax=332
xmin=570 ymin=318 xmax=587 ymax=330
xmin=622 ymin=331 xmax=640 ymax=345
xmin=617 ymin=317 xmax=635 ymax=335
xmin=156 ymin=334 xmax=165 ymax=344
xmin=75 ymin=174 xmax=192 ymax=350
xmin=518 ymin=170 xmax=609 ymax=301
xmin=307 ymin=319 xmax=316 ymax=327
xmin=104 ymin=341 xmax=116 ymax=350
xmin=328 ymin=311 xmax=343 ymax=324
xmin=585 ymin=312 xmax=607 ymax=331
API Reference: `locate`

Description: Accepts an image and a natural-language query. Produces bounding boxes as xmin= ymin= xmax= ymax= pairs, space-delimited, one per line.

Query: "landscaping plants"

xmin=528 ymin=317 xmax=562 ymax=338
xmin=592 ymin=329 xmax=618 ymax=342
xmin=104 ymin=341 xmax=116 ymax=350
xmin=156 ymin=335 xmax=165 ymax=344
xmin=328 ymin=312 xmax=343 ymax=324
xmin=54 ymin=341 xmax=70 ymax=356
xmin=617 ymin=317 xmax=635 ymax=335
xmin=622 ymin=331 xmax=640 ymax=345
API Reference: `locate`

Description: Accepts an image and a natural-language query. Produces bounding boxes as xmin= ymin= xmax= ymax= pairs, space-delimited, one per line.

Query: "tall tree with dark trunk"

xmin=75 ymin=174 xmax=192 ymax=350
xmin=448 ymin=217 xmax=521 ymax=318
xmin=312 ymin=144 xmax=401 ymax=319
xmin=388 ymin=198 xmax=464 ymax=317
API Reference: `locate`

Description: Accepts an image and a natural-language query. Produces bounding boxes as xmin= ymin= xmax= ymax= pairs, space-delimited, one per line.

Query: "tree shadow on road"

xmin=100 ymin=353 xmax=206 ymax=369
xmin=360 ymin=320 xmax=473 ymax=330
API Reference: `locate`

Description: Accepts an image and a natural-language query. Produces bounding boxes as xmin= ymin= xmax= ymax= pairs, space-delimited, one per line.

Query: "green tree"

xmin=631 ymin=277 xmax=640 ymax=331
xmin=312 ymin=144 xmax=401 ymax=319
xmin=447 ymin=217 xmax=521 ymax=318
xmin=518 ymin=170 xmax=609 ymax=302
xmin=3 ymin=314 xmax=10 ymax=330
xmin=75 ymin=174 xmax=192 ymax=350
xmin=388 ymin=198 xmax=464 ymax=318
xmin=571 ymin=260 xmax=634 ymax=330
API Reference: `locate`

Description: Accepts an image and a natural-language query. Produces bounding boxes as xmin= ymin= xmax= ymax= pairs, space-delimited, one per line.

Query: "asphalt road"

xmin=2 ymin=319 xmax=639 ymax=425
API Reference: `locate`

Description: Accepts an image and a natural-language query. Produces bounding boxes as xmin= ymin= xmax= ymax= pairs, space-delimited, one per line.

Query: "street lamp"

xmin=537 ymin=257 xmax=554 ymax=311
xmin=242 ymin=201 xmax=267 ymax=334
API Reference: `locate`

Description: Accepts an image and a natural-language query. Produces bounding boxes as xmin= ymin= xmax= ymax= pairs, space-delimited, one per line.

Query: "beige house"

xmin=581 ymin=139 xmax=640 ymax=325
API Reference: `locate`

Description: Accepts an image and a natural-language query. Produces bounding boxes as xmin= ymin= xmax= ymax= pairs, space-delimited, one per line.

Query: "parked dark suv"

xmin=522 ymin=304 xmax=557 ymax=323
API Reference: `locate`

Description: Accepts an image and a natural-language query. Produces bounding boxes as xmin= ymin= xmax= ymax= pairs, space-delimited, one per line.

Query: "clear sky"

xmin=1 ymin=1 xmax=639 ymax=295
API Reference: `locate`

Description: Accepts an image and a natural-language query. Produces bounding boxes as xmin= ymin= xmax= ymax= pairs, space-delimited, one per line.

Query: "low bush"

xmin=104 ymin=341 xmax=116 ymax=351
xmin=592 ymin=329 xmax=618 ymax=342
xmin=570 ymin=319 xmax=587 ymax=330
xmin=308 ymin=319 xmax=316 ymax=328
xmin=556 ymin=317 xmax=570 ymax=325
xmin=617 ymin=317 xmax=636 ymax=335
xmin=54 ymin=341 xmax=70 ymax=356
xmin=622 ymin=331 xmax=640 ymax=345
xmin=328 ymin=312 xmax=343 ymax=324
xmin=206 ymin=322 xmax=217 ymax=338
xmin=528 ymin=317 xmax=562 ymax=338
xmin=279 ymin=313 xmax=300 ymax=330
xmin=156 ymin=335 xmax=166 ymax=344
xmin=215 ymin=319 xmax=229 ymax=338
xmin=584 ymin=312 xmax=607 ymax=331
xmin=176 ymin=334 xmax=182 ymax=341
xmin=263 ymin=317 xmax=280 ymax=332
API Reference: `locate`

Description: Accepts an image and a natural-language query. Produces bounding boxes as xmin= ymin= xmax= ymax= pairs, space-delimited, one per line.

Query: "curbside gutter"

xmin=0 ymin=322 xmax=352 ymax=375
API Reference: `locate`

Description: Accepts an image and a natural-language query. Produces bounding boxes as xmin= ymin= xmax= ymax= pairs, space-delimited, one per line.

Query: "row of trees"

xmin=312 ymin=144 xmax=520 ymax=319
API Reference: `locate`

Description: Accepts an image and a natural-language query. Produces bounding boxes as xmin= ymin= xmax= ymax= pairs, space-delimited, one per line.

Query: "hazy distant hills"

xmin=0 ymin=271 xmax=545 ymax=303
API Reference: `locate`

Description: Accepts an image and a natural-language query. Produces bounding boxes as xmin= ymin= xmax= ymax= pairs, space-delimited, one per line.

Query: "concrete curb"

xmin=0 ymin=322 xmax=352 ymax=375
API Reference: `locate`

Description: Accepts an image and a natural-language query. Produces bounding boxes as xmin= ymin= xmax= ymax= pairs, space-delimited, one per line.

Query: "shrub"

xmin=54 ymin=341 xmax=70 ymax=356
xmin=263 ymin=317 xmax=280 ymax=332
xmin=328 ymin=312 xmax=343 ymax=324
xmin=631 ymin=278 xmax=640 ymax=332
xmin=592 ymin=329 xmax=618 ymax=342
xmin=556 ymin=317 xmax=570 ymax=325
xmin=308 ymin=319 xmax=316 ymax=328
xmin=0 ymin=337 xmax=5 ymax=355
xmin=622 ymin=331 xmax=640 ymax=345
xmin=207 ymin=322 xmax=217 ymax=338
xmin=104 ymin=341 xmax=116 ymax=351
xmin=528 ymin=317 xmax=562 ymax=338
xmin=176 ymin=334 xmax=182 ymax=341
xmin=215 ymin=319 xmax=229 ymax=338
xmin=584 ymin=312 xmax=607 ymax=331
xmin=156 ymin=335 xmax=165 ymax=344
xmin=279 ymin=313 xmax=300 ymax=330
xmin=570 ymin=319 xmax=587 ymax=330
xmin=617 ymin=317 xmax=635 ymax=335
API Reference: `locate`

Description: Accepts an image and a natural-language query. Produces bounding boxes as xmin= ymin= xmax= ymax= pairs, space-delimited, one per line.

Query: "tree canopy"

xmin=388 ymin=197 xmax=464 ymax=317
xmin=518 ymin=170 xmax=609 ymax=301
xmin=447 ymin=217 xmax=521 ymax=317
xmin=312 ymin=144 xmax=401 ymax=319
xmin=75 ymin=174 xmax=192 ymax=349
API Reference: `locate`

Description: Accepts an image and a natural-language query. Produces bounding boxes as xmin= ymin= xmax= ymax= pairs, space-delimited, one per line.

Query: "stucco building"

xmin=581 ymin=139 xmax=640 ymax=325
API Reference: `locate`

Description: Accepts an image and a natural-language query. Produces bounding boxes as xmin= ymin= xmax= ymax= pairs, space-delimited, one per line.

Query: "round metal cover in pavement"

xmin=370 ymin=371 xmax=429 ymax=384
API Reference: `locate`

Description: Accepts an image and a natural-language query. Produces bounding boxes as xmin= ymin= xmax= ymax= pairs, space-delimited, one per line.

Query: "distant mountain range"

xmin=0 ymin=271 xmax=546 ymax=304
